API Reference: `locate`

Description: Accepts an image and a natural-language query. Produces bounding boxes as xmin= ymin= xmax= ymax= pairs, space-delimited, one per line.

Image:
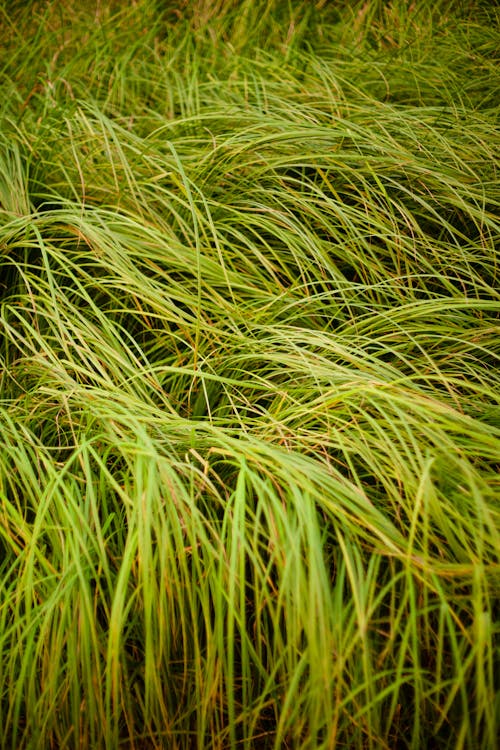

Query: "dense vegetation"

xmin=0 ymin=1 xmax=499 ymax=747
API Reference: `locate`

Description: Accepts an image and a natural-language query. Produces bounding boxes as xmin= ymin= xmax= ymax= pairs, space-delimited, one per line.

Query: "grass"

xmin=0 ymin=0 xmax=499 ymax=747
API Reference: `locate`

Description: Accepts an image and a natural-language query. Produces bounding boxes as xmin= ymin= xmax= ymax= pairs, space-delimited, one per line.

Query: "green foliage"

xmin=0 ymin=0 xmax=499 ymax=748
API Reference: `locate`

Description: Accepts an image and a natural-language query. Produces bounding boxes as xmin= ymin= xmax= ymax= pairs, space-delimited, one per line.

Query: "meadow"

xmin=0 ymin=0 xmax=499 ymax=747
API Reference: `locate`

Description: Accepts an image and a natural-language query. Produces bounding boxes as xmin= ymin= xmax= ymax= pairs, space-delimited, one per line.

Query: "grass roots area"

xmin=0 ymin=1 xmax=499 ymax=748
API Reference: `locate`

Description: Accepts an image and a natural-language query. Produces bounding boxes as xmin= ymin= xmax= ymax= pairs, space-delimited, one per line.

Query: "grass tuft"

xmin=1 ymin=0 xmax=499 ymax=748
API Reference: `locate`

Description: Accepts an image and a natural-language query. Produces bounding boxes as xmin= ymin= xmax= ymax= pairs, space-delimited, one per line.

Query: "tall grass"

xmin=0 ymin=0 xmax=499 ymax=747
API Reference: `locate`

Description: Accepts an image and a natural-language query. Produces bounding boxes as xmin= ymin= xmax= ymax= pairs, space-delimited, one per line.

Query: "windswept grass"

xmin=0 ymin=0 xmax=499 ymax=748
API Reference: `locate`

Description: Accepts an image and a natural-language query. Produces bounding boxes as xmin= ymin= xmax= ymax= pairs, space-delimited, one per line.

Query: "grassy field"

xmin=0 ymin=0 xmax=499 ymax=747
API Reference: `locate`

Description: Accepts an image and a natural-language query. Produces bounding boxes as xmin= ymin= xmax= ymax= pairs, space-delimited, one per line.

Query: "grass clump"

xmin=0 ymin=0 xmax=499 ymax=747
